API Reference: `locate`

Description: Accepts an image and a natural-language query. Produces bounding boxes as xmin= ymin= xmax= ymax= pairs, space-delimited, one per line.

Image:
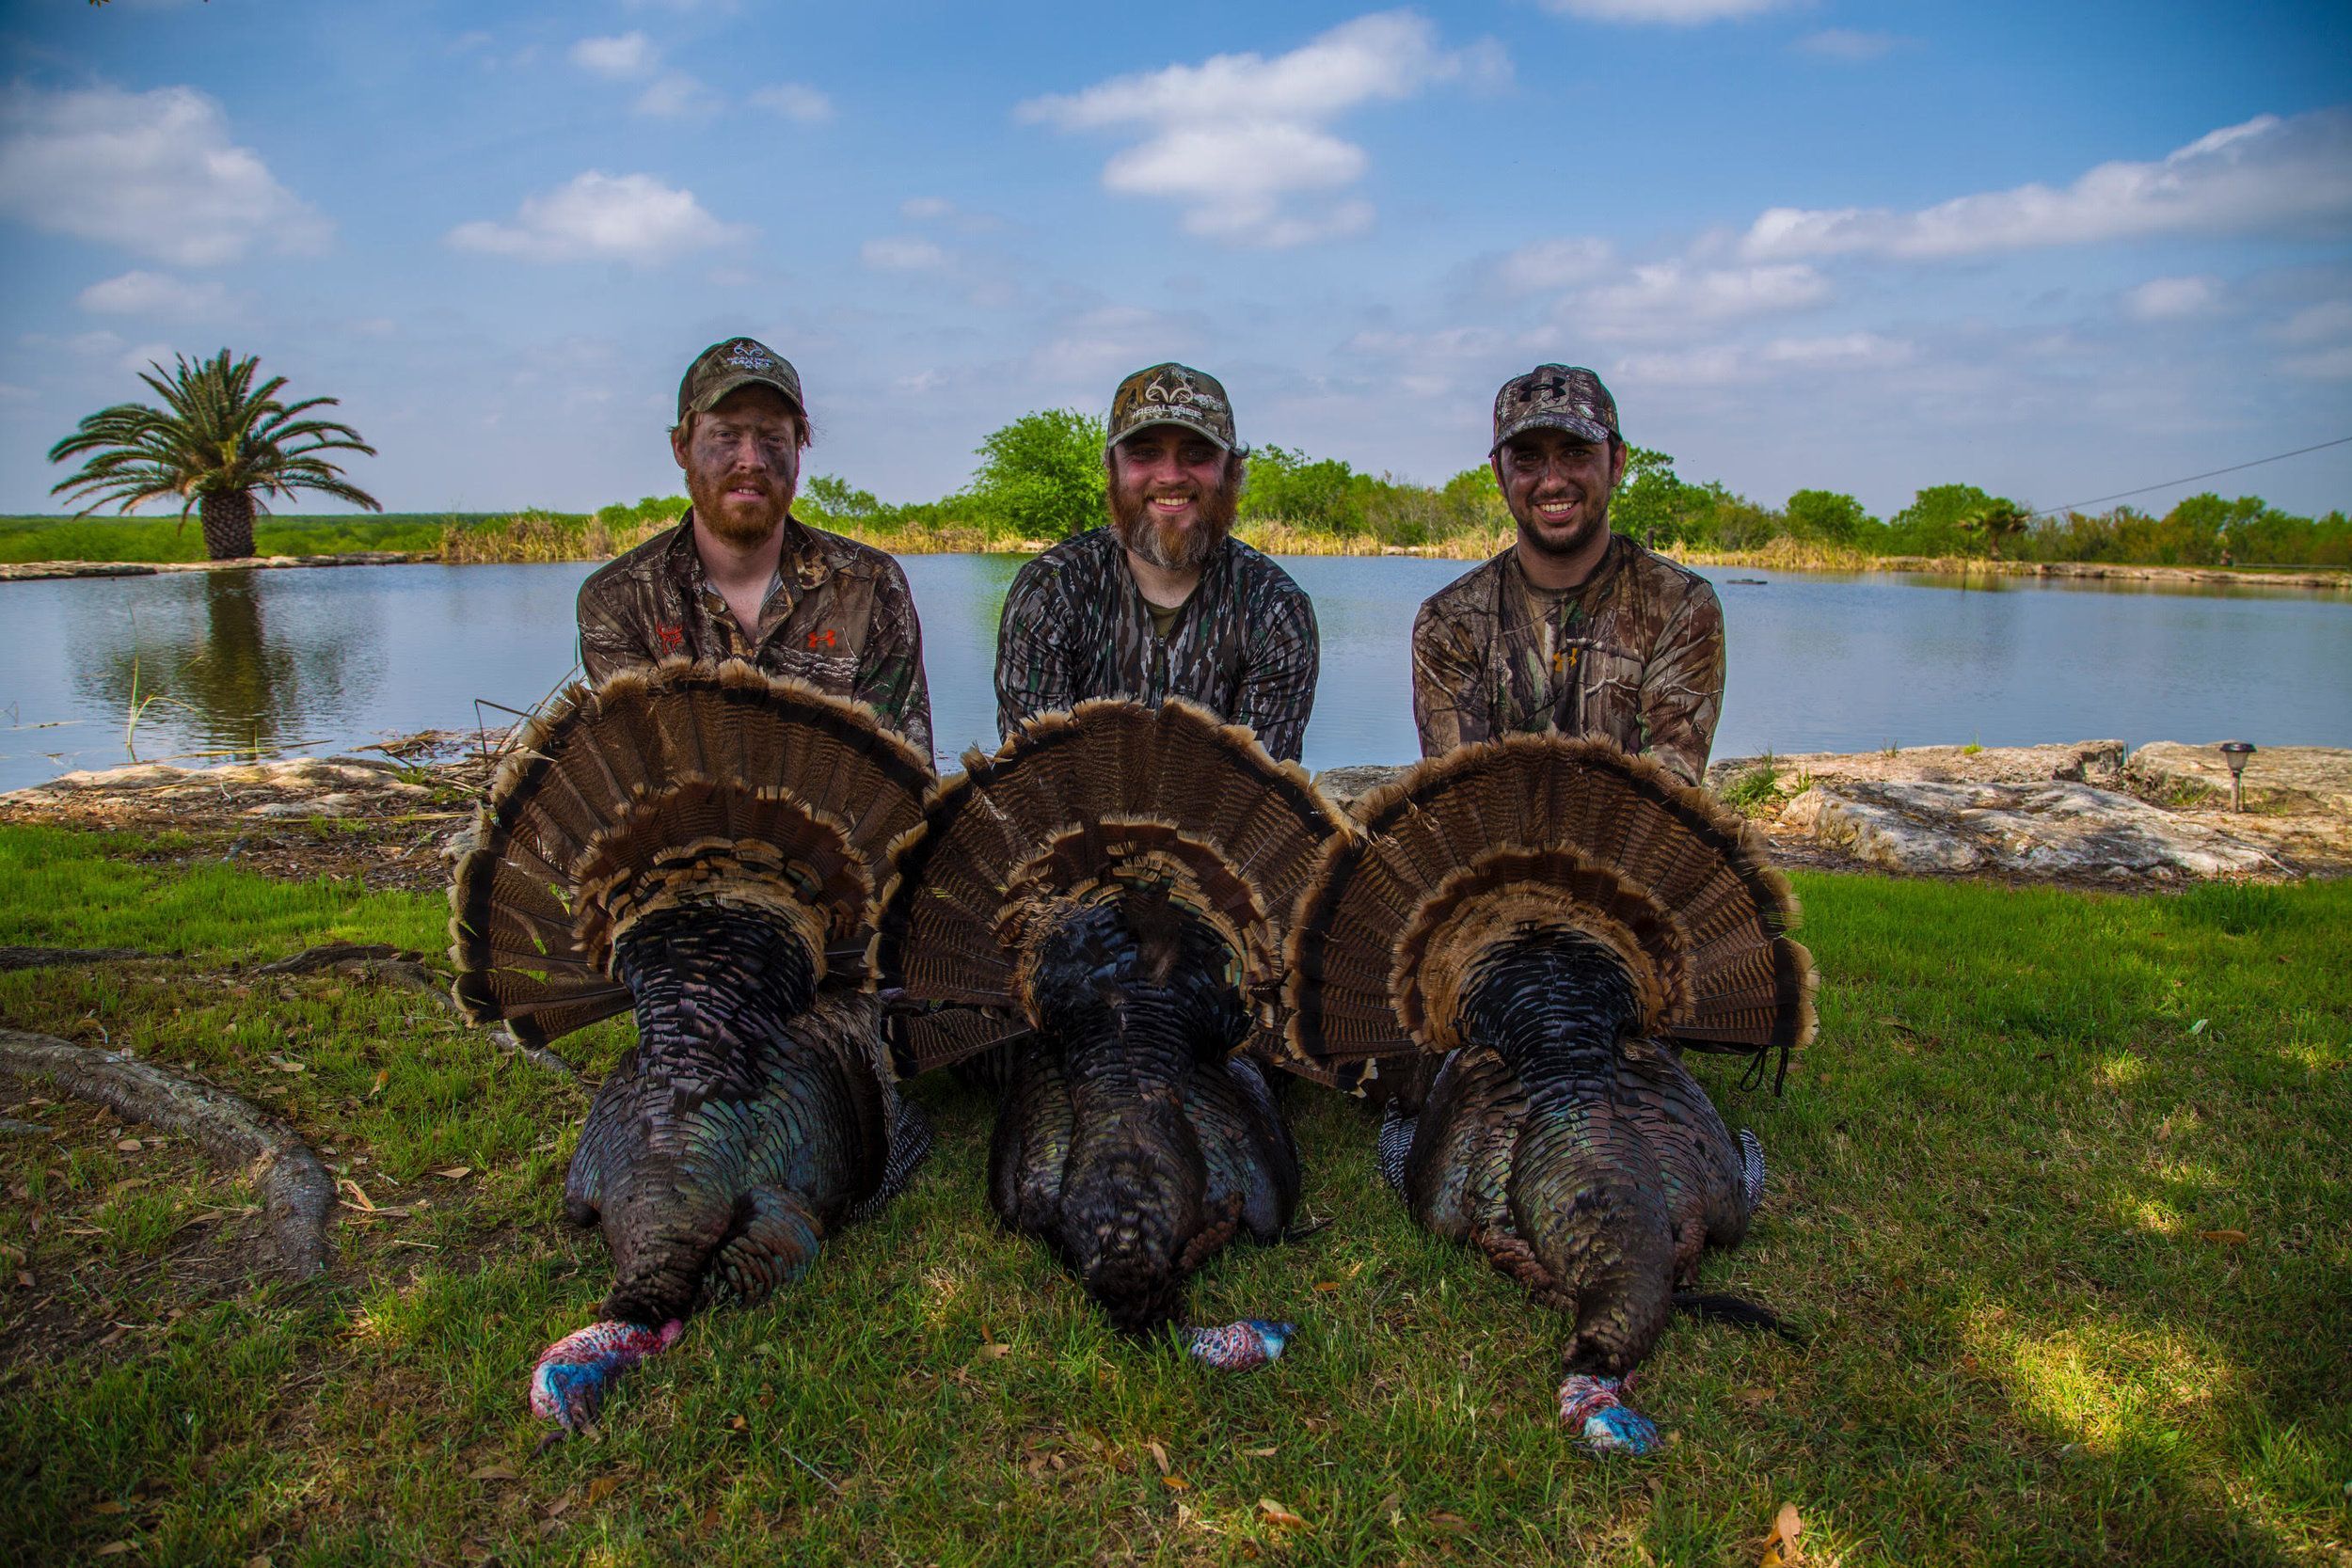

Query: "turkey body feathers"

xmin=443 ymin=661 xmax=935 ymax=1424
xmin=882 ymin=700 xmax=1339 ymax=1342
xmin=1290 ymin=735 xmax=1809 ymax=1438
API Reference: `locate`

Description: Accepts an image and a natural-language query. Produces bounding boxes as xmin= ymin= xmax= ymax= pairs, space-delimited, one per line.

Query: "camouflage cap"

xmin=677 ymin=337 xmax=804 ymax=422
xmin=1107 ymin=362 xmax=1236 ymax=452
xmin=1491 ymin=364 xmax=1619 ymax=453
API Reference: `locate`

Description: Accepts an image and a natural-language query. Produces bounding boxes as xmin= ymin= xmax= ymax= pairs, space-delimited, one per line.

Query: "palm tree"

xmin=48 ymin=349 xmax=381 ymax=560
xmin=1959 ymin=499 xmax=2031 ymax=562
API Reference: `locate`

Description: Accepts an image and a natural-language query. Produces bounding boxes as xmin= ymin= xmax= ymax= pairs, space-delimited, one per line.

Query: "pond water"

xmin=2 ymin=554 xmax=2346 ymax=793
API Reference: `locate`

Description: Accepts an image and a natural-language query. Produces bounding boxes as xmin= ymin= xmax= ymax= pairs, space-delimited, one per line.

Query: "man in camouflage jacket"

xmin=993 ymin=363 xmax=1318 ymax=762
xmin=576 ymin=337 xmax=934 ymax=758
xmin=1411 ymin=365 xmax=1723 ymax=784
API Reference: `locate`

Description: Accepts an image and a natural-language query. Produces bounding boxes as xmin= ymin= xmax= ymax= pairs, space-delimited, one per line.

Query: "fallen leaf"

xmin=1147 ymin=1440 xmax=1169 ymax=1475
xmin=369 ymin=1069 xmax=389 ymax=1099
xmin=433 ymin=1166 xmax=472 ymax=1180
xmin=1257 ymin=1498 xmax=1308 ymax=1530
xmin=1426 ymin=1511 xmax=1471 ymax=1534
xmin=1313 ymin=1280 xmax=1342 ymax=1292
xmin=116 ymin=1138 xmax=143 ymax=1152
xmin=977 ymin=1342 xmax=1011 ymax=1359
xmin=15 ymin=1271 xmax=31 ymax=1290
xmin=246 ymin=1556 xmax=273 ymax=1568
xmin=727 ymin=1415 xmax=748 ymax=1433
xmin=92 ymin=1500 xmax=128 ymax=1515
xmin=2198 ymin=1228 xmax=2249 ymax=1246
xmin=1240 ymin=1445 xmax=1277 ymax=1458
xmin=700 ymin=1504 xmax=722 ymax=1532
xmin=1162 ymin=1475 xmax=1190 ymax=1491
xmin=585 ymin=1475 xmax=620 ymax=1505
xmin=2189 ymin=1019 xmax=2209 ymax=1036
xmin=469 ymin=1464 xmax=517 ymax=1481
xmin=337 ymin=1179 xmax=377 ymax=1212
xmin=1760 ymin=1500 xmax=1803 ymax=1567
xmin=95 ymin=1544 xmax=136 ymax=1559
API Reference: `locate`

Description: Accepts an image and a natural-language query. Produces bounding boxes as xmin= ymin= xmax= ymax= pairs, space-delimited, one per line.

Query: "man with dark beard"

xmin=576 ymin=337 xmax=933 ymax=756
xmin=993 ymin=363 xmax=1318 ymax=761
xmin=1410 ymin=365 xmax=1723 ymax=785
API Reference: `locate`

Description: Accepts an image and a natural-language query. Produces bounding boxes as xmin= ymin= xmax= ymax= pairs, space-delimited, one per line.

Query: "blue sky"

xmin=2 ymin=0 xmax=2348 ymax=520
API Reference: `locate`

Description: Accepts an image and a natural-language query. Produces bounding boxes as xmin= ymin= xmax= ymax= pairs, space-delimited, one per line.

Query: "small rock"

xmin=1779 ymin=780 xmax=2279 ymax=879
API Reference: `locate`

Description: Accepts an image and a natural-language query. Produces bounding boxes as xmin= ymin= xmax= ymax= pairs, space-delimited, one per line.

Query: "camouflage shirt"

xmin=576 ymin=513 xmax=934 ymax=758
xmin=993 ymin=528 xmax=1319 ymax=762
xmin=1410 ymin=534 xmax=1724 ymax=784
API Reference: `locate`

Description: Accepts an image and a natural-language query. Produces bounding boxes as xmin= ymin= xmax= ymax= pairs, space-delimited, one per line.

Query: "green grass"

xmin=2 ymin=825 xmax=2347 ymax=1564
xmin=0 ymin=514 xmax=520 ymax=564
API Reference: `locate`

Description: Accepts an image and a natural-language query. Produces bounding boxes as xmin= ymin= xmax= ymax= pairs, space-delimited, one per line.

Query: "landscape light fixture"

xmin=2219 ymin=741 xmax=2256 ymax=812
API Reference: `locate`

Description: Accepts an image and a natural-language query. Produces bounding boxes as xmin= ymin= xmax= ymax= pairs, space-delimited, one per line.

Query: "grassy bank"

xmin=2 ymin=823 xmax=2345 ymax=1564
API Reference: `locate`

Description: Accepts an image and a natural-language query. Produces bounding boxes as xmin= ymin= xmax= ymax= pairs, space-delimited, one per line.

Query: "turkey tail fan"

xmin=878 ymin=698 xmax=1351 ymax=1073
xmin=450 ymin=659 xmax=934 ymax=1048
xmin=1282 ymin=735 xmax=1817 ymax=1093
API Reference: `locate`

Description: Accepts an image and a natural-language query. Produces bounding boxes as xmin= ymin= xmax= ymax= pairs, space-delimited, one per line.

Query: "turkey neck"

xmin=588 ymin=897 xmax=821 ymax=1325
xmin=1456 ymin=930 xmax=1676 ymax=1377
xmin=1023 ymin=896 xmax=1245 ymax=1335
xmin=611 ymin=899 xmax=819 ymax=1109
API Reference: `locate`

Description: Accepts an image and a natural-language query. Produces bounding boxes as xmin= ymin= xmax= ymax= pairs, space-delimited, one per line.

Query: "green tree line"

xmin=756 ymin=409 xmax=2350 ymax=567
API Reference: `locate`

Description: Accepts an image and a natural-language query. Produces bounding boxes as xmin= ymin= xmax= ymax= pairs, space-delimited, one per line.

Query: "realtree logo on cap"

xmin=679 ymin=336 xmax=804 ymax=421
xmin=1108 ymin=361 xmax=1237 ymax=451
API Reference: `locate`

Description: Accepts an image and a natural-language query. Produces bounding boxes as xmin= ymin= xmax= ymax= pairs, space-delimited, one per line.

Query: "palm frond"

xmin=45 ymin=349 xmax=383 ymax=529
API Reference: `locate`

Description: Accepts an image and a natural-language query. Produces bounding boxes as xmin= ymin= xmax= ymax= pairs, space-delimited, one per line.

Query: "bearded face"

xmin=674 ymin=388 xmax=803 ymax=547
xmin=1106 ymin=429 xmax=1244 ymax=574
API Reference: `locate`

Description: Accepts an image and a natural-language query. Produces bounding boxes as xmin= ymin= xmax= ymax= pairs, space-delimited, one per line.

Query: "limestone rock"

xmin=1706 ymin=739 xmax=2125 ymax=791
xmin=2124 ymin=743 xmax=2352 ymax=816
xmin=1778 ymin=779 xmax=2278 ymax=879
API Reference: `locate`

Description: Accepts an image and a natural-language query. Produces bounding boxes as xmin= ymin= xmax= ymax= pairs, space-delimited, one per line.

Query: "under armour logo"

xmin=655 ymin=623 xmax=685 ymax=652
xmin=806 ymin=627 xmax=838 ymax=650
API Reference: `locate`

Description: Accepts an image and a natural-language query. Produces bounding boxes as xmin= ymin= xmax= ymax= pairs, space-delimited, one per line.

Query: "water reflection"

xmin=1 ymin=555 xmax=2345 ymax=793
xmin=68 ymin=570 xmax=366 ymax=763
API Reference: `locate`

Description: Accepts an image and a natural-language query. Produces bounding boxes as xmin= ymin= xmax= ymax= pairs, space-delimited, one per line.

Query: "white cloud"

xmin=861 ymin=236 xmax=947 ymax=272
xmin=1495 ymin=236 xmax=1614 ymax=294
xmin=635 ymin=72 xmax=721 ymax=120
xmin=1027 ymin=305 xmax=1198 ymax=388
xmin=76 ymin=270 xmax=233 ymax=318
xmin=901 ymin=197 xmax=953 ymax=221
xmin=1797 ymin=29 xmax=1901 ymax=61
xmin=751 ymin=83 xmax=833 ymax=124
xmin=1742 ymin=107 xmax=2352 ymax=261
xmin=1762 ymin=332 xmax=1915 ymax=369
xmin=1578 ymin=261 xmax=1831 ymax=336
xmin=2280 ymin=344 xmax=2352 ymax=380
xmin=571 ymin=32 xmax=658 ymax=78
xmin=0 ymin=84 xmax=330 ymax=266
xmin=1613 ymin=331 xmax=1912 ymax=388
xmin=447 ymin=172 xmax=743 ymax=264
xmin=2266 ymin=299 xmax=2352 ymax=345
xmin=2122 ymin=275 xmax=2221 ymax=321
xmin=1017 ymin=10 xmax=1505 ymax=248
xmin=1539 ymin=0 xmax=1789 ymax=23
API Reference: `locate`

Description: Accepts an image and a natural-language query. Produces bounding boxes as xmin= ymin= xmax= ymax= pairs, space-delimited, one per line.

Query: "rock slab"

xmin=1778 ymin=779 xmax=2280 ymax=879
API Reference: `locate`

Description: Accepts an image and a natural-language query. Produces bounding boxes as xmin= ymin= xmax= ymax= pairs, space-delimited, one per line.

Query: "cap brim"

xmin=1109 ymin=414 xmax=1232 ymax=452
xmin=689 ymin=371 xmax=804 ymax=418
xmin=1490 ymin=412 xmax=1614 ymax=453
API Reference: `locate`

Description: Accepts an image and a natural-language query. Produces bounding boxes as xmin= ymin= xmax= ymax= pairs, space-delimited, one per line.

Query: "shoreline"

xmin=6 ymin=734 xmax=2344 ymax=890
xmin=5 ymin=541 xmax=2346 ymax=592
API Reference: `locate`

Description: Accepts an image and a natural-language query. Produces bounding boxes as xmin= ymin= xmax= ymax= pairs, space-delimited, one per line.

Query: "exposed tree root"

xmin=0 ymin=1029 xmax=334 ymax=1282
xmin=489 ymin=1027 xmax=581 ymax=1079
xmin=0 ymin=946 xmax=165 ymax=973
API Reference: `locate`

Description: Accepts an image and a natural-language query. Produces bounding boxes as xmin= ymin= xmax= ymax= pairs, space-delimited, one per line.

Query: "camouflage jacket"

xmin=576 ymin=514 xmax=934 ymax=759
xmin=1410 ymin=535 xmax=1724 ymax=784
xmin=993 ymin=528 xmax=1319 ymax=762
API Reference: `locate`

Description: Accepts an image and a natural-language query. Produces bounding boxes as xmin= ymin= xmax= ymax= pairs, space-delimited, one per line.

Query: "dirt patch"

xmin=0 ymin=732 xmax=495 ymax=892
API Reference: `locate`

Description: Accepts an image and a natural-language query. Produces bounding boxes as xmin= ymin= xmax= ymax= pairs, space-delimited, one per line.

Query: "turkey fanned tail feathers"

xmin=446 ymin=660 xmax=934 ymax=1430
xmin=1282 ymin=735 xmax=1816 ymax=1446
xmin=880 ymin=699 xmax=1344 ymax=1349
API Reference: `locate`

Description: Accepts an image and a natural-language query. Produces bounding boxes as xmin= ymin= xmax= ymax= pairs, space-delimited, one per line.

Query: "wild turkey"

xmin=448 ymin=659 xmax=934 ymax=1432
xmin=1282 ymin=735 xmax=1815 ymax=1452
xmin=879 ymin=698 xmax=1349 ymax=1368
